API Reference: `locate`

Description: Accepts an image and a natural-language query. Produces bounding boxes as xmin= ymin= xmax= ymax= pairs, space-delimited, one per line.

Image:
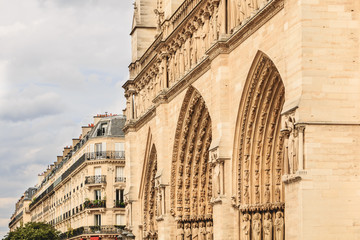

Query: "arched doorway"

xmin=143 ymin=145 xmax=158 ymax=240
xmin=234 ymin=52 xmax=286 ymax=240
xmin=170 ymin=86 xmax=213 ymax=239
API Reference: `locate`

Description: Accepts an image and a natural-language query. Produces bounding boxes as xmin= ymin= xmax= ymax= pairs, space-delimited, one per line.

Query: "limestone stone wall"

xmin=124 ymin=0 xmax=360 ymax=239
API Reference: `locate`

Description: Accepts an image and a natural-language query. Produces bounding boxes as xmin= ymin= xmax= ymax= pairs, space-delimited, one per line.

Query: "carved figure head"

xmin=276 ymin=211 xmax=283 ymax=218
xmin=206 ymin=221 xmax=213 ymax=228
xmin=177 ymin=222 xmax=183 ymax=229
xmin=253 ymin=213 xmax=261 ymax=220
xmin=185 ymin=223 xmax=191 ymax=229
xmin=243 ymin=213 xmax=251 ymax=221
xmin=264 ymin=212 xmax=272 ymax=220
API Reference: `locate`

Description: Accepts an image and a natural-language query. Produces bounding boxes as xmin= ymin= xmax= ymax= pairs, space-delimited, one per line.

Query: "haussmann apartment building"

xmin=9 ymin=114 xmax=128 ymax=240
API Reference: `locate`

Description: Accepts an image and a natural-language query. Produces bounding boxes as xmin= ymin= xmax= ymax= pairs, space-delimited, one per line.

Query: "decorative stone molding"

xmin=124 ymin=0 xmax=285 ymax=125
xmin=169 ymin=87 xmax=213 ymax=239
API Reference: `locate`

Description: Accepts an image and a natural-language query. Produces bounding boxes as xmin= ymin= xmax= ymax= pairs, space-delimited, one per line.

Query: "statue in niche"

xmin=263 ymin=212 xmax=272 ymax=240
xmin=241 ymin=213 xmax=251 ymax=240
xmin=184 ymin=223 xmax=192 ymax=240
xmin=156 ymin=185 xmax=162 ymax=216
xmin=275 ymin=187 xmax=281 ymax=203
xmin=244 ymin=170 xmax=249 ymax=185
xmin=206 ymin=221 xmax=213 ymax=240
xmin=252 ymin=213 xmax=261 ymax=240
xmin=199 ymin=221 xmax=206 ymax=240
xmin=244 ymin=186 xmax=249 ymax=204
xmin=176 ymin=222 xmax=184 ymax=240
xmin=249 ymin=0 xmax=259 ymax=14
xmin=238 ymin=0 xmax=249 ymax=24
xmin=264 ymin=186 xmax=270 ymax=203
xmin=255 ymin=187 xmax=260 ymax=204
xmin=284 ymin=116 xmax=297 ymax=174
xmin=192 ymin=222 xmax=199 ymax=240
xmin=213 ymin=163 xmax=221 ymax=196
xmin=201 ymin=13 xmax=209 ymax=54
xmin=274 ymin=211 xmax=284 ymax=240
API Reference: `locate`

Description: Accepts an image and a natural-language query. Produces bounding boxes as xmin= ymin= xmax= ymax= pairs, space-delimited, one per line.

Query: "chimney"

xmin=82 ymin=126 xmax=92 ymax=136
xmin=72 ymin=138 xmax=80 ymax=147
xmin=93 ymin=114 xmax=102 ymax=126
xmin=57 ymin=156 xmax=63 ymax=164
xmin=63 ymin=146 xmax=71 ymax=158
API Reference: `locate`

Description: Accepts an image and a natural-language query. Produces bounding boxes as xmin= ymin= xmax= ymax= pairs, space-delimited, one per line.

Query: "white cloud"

xmin=0 ymin=0 xmax=133 ymax=237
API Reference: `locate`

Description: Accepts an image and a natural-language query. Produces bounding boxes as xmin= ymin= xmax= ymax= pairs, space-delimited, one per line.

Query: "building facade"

xmin=10 ymin=114 xmax=127 ymax=240
xmin=8 ymin=188 xmax=36 ymax=231
xmin=123 ymin=0 xmax=360 ymax=240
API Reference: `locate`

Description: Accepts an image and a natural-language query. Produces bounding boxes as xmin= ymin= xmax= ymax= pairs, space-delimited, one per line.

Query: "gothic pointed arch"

xmin=170 ymin=86 xmax=213 ymax=239
xmin=140 ymin=128 xmax=158 ymax=240
xmin=233 ymin=51 xmax=286 ymax=240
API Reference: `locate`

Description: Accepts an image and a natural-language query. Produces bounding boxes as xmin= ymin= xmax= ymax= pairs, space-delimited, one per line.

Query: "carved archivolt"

xmin=234 ymin=52 xmax=285 ymax=240
xmin=143 ymin=145 xmax=158 ymax=239
xmin=171 ymin=86 xmax=213 ymax=239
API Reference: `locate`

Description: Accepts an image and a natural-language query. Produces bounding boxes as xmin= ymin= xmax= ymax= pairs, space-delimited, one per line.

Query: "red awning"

xmin=90 ymin=237 xmax=100 ymax=240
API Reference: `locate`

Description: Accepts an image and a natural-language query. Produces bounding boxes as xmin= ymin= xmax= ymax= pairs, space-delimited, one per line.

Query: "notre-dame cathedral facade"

xmin=122 ymin=0 xmax=360 ymax=239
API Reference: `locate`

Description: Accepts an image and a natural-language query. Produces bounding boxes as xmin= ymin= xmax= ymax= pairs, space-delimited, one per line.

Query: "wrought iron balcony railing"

xmin=114 ymin=200 xmax=126 ymax=208
xmin=59 ymin=225 xmax=126 ymax=240
xmin=85 ymin=175 xmax=106 ymax=185
xmin=85 ymin=151 xmax=125 ymax=160
xmin=115 ymin=176 xmax=126 ymax=183
xmin=83 ymin=200 xmax=106 ymax=209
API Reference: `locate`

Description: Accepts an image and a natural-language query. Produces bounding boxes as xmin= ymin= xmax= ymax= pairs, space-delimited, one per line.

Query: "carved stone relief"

xmin=170 ymin=87 xmax=213 ymax=239
xmin=235 ymin=54 xmax=286 ymax=240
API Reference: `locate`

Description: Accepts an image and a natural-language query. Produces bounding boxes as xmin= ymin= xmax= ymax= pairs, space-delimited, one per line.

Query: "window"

xmin=95 ymin=143 xmax=102 ymax=158
xmin=94 ymin=214 xmax=101 ymax=226
xmin=115 ymin=167 xmax=124 ymax=182
xmin=97 ymin=123 xmax=107 ymax=136
xmin=116 ymin=214 xmax=125 ymax=226
xmin=115 ymin=143 xmax=125 ymax=159
xmin=94 ymin=167 xmax=101 ymax=183
xmin=116 ymin=189 xmax=124 ymax=203
xmin=94 ymin=190 xmax=101 ymax=200
xmin=95 ymin=143 xmax=106 ymax=159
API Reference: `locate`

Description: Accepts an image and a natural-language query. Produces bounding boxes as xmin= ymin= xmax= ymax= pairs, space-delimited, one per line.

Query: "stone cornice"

xmin=123 ymin=106 xmax=156 ymax=134
xmin=126 ymin=0 xmax=285 ymax=125
xmin=206 ymin=0 xmax=284 ymax=59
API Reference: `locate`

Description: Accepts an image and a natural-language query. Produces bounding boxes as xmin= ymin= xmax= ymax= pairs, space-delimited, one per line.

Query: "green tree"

xmin=3 ymin=222 xmax=60 ymax=240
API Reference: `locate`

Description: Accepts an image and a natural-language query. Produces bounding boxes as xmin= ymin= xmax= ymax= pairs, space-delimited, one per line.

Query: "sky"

xmin=0 ymin=0 xmax=133 ymax=238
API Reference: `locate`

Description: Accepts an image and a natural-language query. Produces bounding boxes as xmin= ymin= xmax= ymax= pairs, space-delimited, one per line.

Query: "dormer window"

xmin=96 ymin=123 xmax=108 ymax=136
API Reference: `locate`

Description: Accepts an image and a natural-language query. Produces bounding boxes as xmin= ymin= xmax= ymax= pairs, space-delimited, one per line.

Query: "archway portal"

xmin=235 ymin=53 xmax=285 ymax=240
xmin=143 ymin=145 xmax=158 ymax=240
xmin=171 ymin=87 xmax=213 ymax=239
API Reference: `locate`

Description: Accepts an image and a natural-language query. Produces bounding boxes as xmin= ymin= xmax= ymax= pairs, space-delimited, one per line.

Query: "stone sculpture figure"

xmin=176 ymin=222 xmax=184 ymax=240
xmin=184 ymin=222 xmax=192 ymax=240
xmin=206 ymin=221 xmax=213 ymax=240
xmin=252 ymin=213 xmax=261 ymax=240
xmin=199 ymin=221 xmax=206 ymax=240
xmin=263 ymin=212 xmax=273 ymax=240
xmin=274 ymin=211 xmax=284 ymax=240
xmin=192 ymin=222 xmax=199 ymax=240
xmin=285 ymin=116 xmax=297 ymax=174
xmin=241 ymin=213 xmax=251 ymax=240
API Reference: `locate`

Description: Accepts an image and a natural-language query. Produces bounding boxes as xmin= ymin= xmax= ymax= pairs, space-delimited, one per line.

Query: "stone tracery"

xmin=234 ymin=52 xmax=285 ymax=239
xmin=171 ymin=86 xmax=213 ymax=239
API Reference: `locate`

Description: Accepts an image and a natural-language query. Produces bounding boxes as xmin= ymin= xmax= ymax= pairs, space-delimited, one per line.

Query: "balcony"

xmin=59 ymin=225 xmax=125 ymax=240
xmin=114 ymin=200 xmax=126 ymax=208
xmin=9 ymin=211 xmax=23 ymax=227
xmin=115 ymin=176 xmax=126 ymax=183
xmin=85 ymin=175 xmax=106 ymax=187
xmin=83 ymin=200 xmax=106 ymax=209
xmin=86 ymin=151 xmax=125 ymax=160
